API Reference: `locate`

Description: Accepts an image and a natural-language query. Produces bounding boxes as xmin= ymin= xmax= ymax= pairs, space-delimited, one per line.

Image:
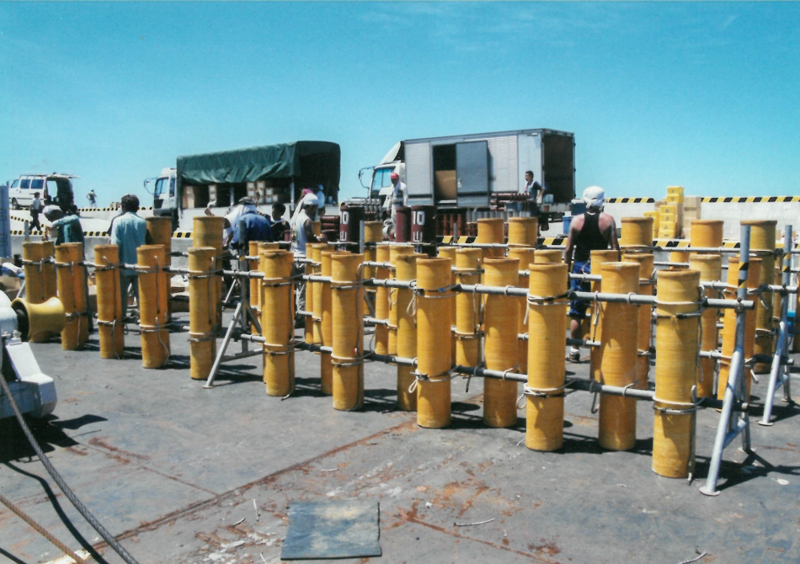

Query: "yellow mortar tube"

xmin=332 ymin=253 xmax=365 ymax=411
xmin=621 ymin=253 xmax=655 ymax=390
xmin=363 ymin=221 xmax=382 ymax=321
xmin=23 ymin=241 xmax=58 ymax=306
xmin=507 ymin=247 xmax=535 ymax=370
xmin=388 ymin=245 xmax=414 ymax=355
xmin=483 ymin=258 xmax=520 ymax=428
xmin=652 ymin=268 xmax=701 ymax=479
xmin=669 ymin=251 xmax=690 ymax=266
xmin=309 ymin=243 xmax=326 ymax=351
xmin=533 ymin=249 xmax=563 ymax=264
xmin=94 ymin=244 xmax=124 ymax=358
xmin=689 ymin=220 xmax=723 ymax=249
xmin=416 ymin=257 xmax=454 ymax=428
xmin=255 ymin=242 xmax=280 ymax=334
xmin=396 ymin=254 xmax=420 ymax=411
xmin=137 ymin=245 xmax=170 ymax=368
xmin=193 ymin=216 xmax=225 ymax=327
xmin=55 ymin=243 xmax=89 ymax=350
xmin=507 ymin=217 xmax=538 ymax=247
xmin=718 ymin=256 xmax=761 ymax=400
xmin=145 ymin=217 xmax=174 ymax=321
xmin=188 ymin=247 xmax=217 ymax=380
xmin=742 ymin=220 xmax=777 ymax=373
xmin=589 ymin=249 xmax=620 ymax=380
xmin=476 ymin=218 xmax=505 ymax=260
xmin=689 ymin=254 xmax=722 ymax=398
xmin=374 ymin=244 xmax=391 ymax=355
xmin=318 ymin=251 xmax=346 ymax=395
xmin=304 ymin=244 xmax=327 ymax=347
xmin=261 ymin=250 xmax=295 ymax=396
xmin=248 ymin=241 xmax=261 ymax=315
xmin=598 ymin=262 xmax=640 ymax=450
xmin=526 ymin=263 xmax=568 ymax=451
xmin=437 ymin=246 xmax=458 ymax=362
xmin=620 ymin=217 xmax=654 ymax=249
xmin=454 ymin=248 xmax=482 ymax=368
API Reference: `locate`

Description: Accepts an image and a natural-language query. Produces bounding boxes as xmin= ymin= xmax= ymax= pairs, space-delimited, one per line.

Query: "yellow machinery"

xmin=395 ymin=254 xmax=420 ymax=411
xmin=652 ymin=269 xmax=701 ymax=479
xmin=454 ymin=248 xmax=482 ymax=368
xmin=598 ymin=262 xmax=639 ymax=450
xmin=742 ymin=220 xmax=777 ymax=373
xmin=526 ymin=263 xmax=568 ymax=451
xmin=55 ymin=243 xmax=89 ymax=350
xmin=331 ymin=253 xmax=364 ymax=410
xmin=188 ymin=247 xmax=217 ymax=380
xmin=137 ymin=245 xmax=170 ymax=368
xmin=261 ymin=250 xmax=295 ymax=396
xmin=416 ymin=257 xmax=454 ymax=428
xmin=94 ymin=244 xmax=124 ymax=358
xmin=483 ymin=258 xmax=520 ymax=428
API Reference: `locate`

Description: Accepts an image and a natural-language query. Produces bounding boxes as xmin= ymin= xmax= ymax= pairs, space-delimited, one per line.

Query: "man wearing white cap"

xmin=564 ymin=186 xmax=619 ymax=363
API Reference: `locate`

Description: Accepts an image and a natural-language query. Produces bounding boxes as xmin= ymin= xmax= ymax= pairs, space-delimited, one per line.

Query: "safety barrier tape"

xmin=606 ymin=197 xmax=656 ymax=204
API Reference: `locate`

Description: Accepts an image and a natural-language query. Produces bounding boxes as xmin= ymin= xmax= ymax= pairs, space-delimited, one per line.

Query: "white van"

xmin=8 ymin=173 xmax=77 ymax=209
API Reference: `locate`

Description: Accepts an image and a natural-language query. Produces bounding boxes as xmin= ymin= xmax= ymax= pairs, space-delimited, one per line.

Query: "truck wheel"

xmin=11 ymin=198 xmax=20 ymax=210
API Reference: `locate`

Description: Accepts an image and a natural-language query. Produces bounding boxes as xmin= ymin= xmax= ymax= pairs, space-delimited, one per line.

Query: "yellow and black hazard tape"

xmin=606 ymin=197 xmax=656 ymax=204
xmin=436 ymin=236 xmax=569 ymax=247
xmin=702 ymin=196 xmax=800 ymax=203
xmin=174 ymin=231 xmax=193 ymax=239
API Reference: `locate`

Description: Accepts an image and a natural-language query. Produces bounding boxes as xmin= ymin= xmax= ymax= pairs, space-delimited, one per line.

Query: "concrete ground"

xmin=1 ymin=306 xmax=799 ymax=564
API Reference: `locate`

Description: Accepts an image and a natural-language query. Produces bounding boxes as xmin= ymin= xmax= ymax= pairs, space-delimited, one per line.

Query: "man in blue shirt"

xmin=231 ymin=198 xmax=272 ymax=251
xmin=110 ymin=194 xmax=148 ymax=318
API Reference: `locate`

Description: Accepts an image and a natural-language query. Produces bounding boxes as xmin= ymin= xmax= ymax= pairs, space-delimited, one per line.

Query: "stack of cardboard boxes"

xmin=248 ymin=180 xmax=288 ymax=205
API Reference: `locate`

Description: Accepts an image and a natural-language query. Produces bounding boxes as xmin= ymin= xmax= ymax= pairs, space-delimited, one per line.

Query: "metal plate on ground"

xmin=281 ymin=500 xmax=381 ymax=560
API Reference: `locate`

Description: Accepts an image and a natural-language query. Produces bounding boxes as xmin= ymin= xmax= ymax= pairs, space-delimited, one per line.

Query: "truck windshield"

xmin=370 ymin=168 xmax=394 ymax=198
xmin=154 ymin=178 xmax=167 ymax=198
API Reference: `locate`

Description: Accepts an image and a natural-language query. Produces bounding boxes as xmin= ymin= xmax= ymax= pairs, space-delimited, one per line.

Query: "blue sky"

xmin=1 ymin=2 xmax=798 ymax=206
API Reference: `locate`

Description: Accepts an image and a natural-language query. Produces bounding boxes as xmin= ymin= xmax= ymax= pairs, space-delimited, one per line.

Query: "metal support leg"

xmin=204 ymin=301 xmax=243 ymax=388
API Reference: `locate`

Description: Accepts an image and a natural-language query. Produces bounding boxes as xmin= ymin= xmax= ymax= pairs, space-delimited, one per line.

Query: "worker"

xmin=86 ymin=190 xmax=97 ymax=207
xmin=30 ymin=192 xmax=43 ymax=231
xmin=564 ymin=186 xmax=619 ymax=363
xmin=270 ymin=202 xmax=290 ymax=242
xmin=45 ymin=205 xmax=85 ymax=247
xmin=291 ymin=194 xmax=324 ymax=327
xmin=110 ymin=194 xmax=148 ymax=319
xmin=232 ymin=199 xmax=272 ymax=251
xmin=385 ymin=172 xmax=406 ymax=232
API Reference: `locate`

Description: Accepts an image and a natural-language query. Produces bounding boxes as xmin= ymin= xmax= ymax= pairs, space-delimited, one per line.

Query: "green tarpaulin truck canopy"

xmin=176 ymin=141 xmax=340 ymax=189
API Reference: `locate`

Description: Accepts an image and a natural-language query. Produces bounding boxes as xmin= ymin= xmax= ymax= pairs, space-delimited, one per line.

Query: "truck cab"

xmin=8 ymin=173 xmax=76 ymax=210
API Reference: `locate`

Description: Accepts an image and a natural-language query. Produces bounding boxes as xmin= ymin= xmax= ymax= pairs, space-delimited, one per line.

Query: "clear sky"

xmin=1 ymin=2 xmax=798 ymax=206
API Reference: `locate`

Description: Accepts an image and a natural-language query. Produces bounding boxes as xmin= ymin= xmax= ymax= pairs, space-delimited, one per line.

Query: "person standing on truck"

xmin=29 ymin=192 xmax=43 ymax=231
xmin=564 ymin=186 xmax=619 ymax=363
xmin=110 ymin=194 xmax=148 ymax=319
xmin=384 ymin=172 xmax=406 ymax=235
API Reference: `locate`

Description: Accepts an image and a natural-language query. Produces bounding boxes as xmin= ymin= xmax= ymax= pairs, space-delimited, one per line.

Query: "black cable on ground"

xmin=0 ymin=362 xmax=140 ymax=564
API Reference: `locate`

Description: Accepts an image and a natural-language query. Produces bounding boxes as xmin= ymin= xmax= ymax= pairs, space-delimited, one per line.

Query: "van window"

xmin=10 ymin=179 xmax=19 ymax=188
xmin=46 ymin=180 xmax=58 ymax=195
xmin=31 ymin=179 xmax=44 ymax=190
xmin=21 ymin=179 xmax=30 ymax=189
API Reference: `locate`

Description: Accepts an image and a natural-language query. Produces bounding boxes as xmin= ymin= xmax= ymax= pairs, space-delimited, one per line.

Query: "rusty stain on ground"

xmin=66 ymin=445 xmax=89 ymax=456
xmin=89 ymin=437 xmax=151 ymax=462
xmin=528 ymin=537 xmax=562 ymax=556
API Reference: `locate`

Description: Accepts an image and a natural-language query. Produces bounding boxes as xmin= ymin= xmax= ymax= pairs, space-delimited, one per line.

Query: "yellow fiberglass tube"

xmin=188 ymin=247 xmax=217 ymax=380
xmin=454 ymin=248 xmax=482 ymax=368
xmin=55 ymin=243 xmax=89 ymax=350
xmin=374 ymin=244 xmax=391 ymax=355
xmin=589 ymin=249 xmax=620 ymax=380
xmin=526 ymin=263 xmax=568 ymax=451
xmin=483 ymin=258 xmax=520 ymax=428
xmin=193 ymin=216 xmax=225 ymax=327
xmin=598 ymin=262 xmax=640 ymax=451
xmin=332 ymin=253 xmax=364 ymax=410
xmin=388 ymin=245 xmax=414 ymax=355
xmin=533 ymin=249 xmax=563 ymax=264
xmin=620 ymin=217 xmax=654 ymax=249
xmin=261 ymin=250 xmax=295 ymax=397
xmin=621 ymin=253 xmax=654 ymax=390
xmin=137 ymin=244 xmax=170 ymax=368
xmin=507 ymin=247 xmax=534 ymax=371
xmin=652 ymin=268 xmax=701 ymax=479
xmin=416 ymin=257 xmax=454 ymax=428
xmin=94 ymin=244 xmax=124 ymax=359
xmin=689 ymin=254 xmax=722 ymax=398
xmin=396 ymin=254 xmax=420 ymax=411
xmin=437 ymin=246 xmax=457 ymax=362
xmin=507 ymin=217 xmax=537 ymax=247
xmin=476 ymin=218 xmax=505 ymax=260
xmin=742 ymin=220 xmax=776 ymax=373
xmin=319 ymin=251 xmax=346 ymax=395
xmin=689 ymin=220 xmax=723 ymax=249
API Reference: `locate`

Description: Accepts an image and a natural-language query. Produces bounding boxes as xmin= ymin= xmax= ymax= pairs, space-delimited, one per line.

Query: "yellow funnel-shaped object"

xmin=11 ymin=297 xmax=66 ymax=342
xmin=396 ymin=254 xmax=420 ymax=411
xmin=483 ymin=258 xmax=520 ymax=428
xmin=527 ymin=263 xmax=568 ymax=450
xmin=718 ymin=256 xmax=761 ymax=400
xmin=388 ymin=245 xmax=414 ymax=355
xmin=507 ymin=217 xmax=537 ymax=247
xmin=331 ymin=253 xmax=364 ymax=410
xmin=653 ymin=269 xmax=700 ymax=479
xmin=598 ymin=262 xmax=640 ymax=451
xmin=188 ymin=247 xmax=217 ymax=380
xmin=689 ymin=254 xmax=722 ymax=398
xmin=374 ymin=244 xmax=390 ymax=356
xmin=94 ymin=245 xmax=124 ymax=358
xmin=620 ymin=217 xmax=654 ymax=249
xmin=508 ymin=247 xmax=535 ymax=370
xmin=454 ymin=248 xmax=482 ymax=368
xmin=137 ymin=245 xmax=170 ymax=368
xmin=533 ymin=249 xmax=563 ymax=264
xmin=262 ymin=250 xmax=295 ymax=396
xmin=742 ymin=220 xmax=777 ymax=373
xmin=416 ymin=257 xmax=454 ymax=428
xmin=55 ymin=243 xmax=89 ymax=350
xmin=689 ymin=220 xmax=723 ymax=249
xmin=477 ymin=218 xmax=505 ymax=260
xmin=589 ymin=249 xmax=620 ymax=381
xmin=621 ymin=253 xmax=654 ymax=390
